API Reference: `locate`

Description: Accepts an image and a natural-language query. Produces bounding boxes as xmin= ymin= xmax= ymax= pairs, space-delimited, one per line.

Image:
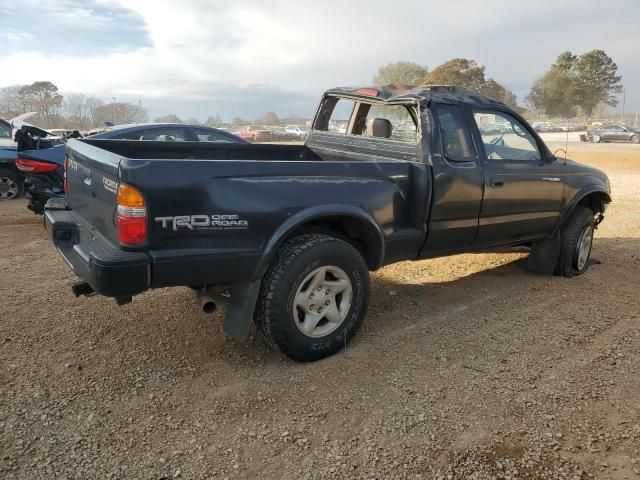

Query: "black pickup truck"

xmin=45 ymin=85 xmax=611 ymax=361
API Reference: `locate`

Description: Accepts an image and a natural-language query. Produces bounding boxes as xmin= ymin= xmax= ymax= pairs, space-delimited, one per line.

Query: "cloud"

xmin=0 ymin=0 xmax=638 ymax=119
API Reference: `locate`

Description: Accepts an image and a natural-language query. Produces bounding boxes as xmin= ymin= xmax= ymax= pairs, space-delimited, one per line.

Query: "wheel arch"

xmin=553 ymin=188 xmax=611 ymax=236
xmin=252 ymin=205 xmax=385 ymax=280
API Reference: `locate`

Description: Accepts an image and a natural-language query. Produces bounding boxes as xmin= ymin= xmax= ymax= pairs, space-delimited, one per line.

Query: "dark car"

xmin=16 ymin=123 xmax=247 ymax=213
xmin=587 ymin=124 xmax=640 ymax=144
xmin=45 ymin=85 xmax=611 ymax=362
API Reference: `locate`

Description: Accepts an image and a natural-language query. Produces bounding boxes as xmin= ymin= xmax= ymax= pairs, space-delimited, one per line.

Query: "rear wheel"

xmin=0 ymin=168 xmax=22 ymax=200
xmin=555 ymin=207 xmax=596 ymax=277
xmin=255 ymin=234 xmax=370 ymax=362
xmin=631 ymin=134 xmax=640 ymax=144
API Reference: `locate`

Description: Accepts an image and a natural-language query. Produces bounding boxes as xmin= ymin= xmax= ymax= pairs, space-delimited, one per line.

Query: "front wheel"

xmin=555 ymin=207 xmax=596 ymax=277
xmin=255 ymin=234 xmax=370 ymax=362
xmin=0 ymin=168 xmax=23 ymax=200
xmin=591 ymin=134 xmax=601 ymax=143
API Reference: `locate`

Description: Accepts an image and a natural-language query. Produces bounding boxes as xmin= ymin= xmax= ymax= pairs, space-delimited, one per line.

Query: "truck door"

xmin=471 ymin=109 xmax=564 ymax=245
xmin=420 ymin=103 xmax=483 ymax=255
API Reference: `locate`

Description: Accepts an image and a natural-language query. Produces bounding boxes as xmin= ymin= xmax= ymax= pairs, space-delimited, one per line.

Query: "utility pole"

xmin=112 ymin=97 xmax=117 ymax=125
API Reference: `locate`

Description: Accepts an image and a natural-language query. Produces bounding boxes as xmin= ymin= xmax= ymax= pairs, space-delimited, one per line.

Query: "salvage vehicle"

xmin=587 ymin=124 xmax=640 ymax=144
xmin=44 ymin=85 xmax=611 ymax=361
xmin=17 ymin=123 xmax=247 ymax=214
xmin=0 ymin=114 xmax=63 ymax=200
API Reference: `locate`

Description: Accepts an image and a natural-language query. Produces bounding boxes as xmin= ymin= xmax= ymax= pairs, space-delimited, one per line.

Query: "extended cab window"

xmin=473 ymin=110 xmax=541 ymax=161
xmin=435 ymin=104 xmax=475 ymax=161
xmin=313 ymin=98 xmax=355 ymax=135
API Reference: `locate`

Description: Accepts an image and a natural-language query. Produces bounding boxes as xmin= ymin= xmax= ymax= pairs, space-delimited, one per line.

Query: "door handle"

xmin=490 ymin=177 xmax=504 ymax=188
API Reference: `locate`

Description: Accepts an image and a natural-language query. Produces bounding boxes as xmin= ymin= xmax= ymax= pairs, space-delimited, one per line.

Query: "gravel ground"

xmin=1 ymin=144 xmax=639 ymax=479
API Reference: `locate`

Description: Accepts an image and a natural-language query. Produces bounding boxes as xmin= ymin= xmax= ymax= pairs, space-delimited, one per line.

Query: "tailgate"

xmin=65 ymin=139 xmax=122 ymax=244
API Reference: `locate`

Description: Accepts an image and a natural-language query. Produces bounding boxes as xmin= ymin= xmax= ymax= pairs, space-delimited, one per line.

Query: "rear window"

xmin=115 ymin=128 xmax=188 ymax=141
xmin=313 ymin=96 xmax=418 ymax=142
xmin=354 ymin=104 xmax=417 ymax=143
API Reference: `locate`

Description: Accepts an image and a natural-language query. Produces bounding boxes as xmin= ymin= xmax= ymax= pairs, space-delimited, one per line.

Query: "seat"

xmin=367 ymin=118 xmax=392 ymax=138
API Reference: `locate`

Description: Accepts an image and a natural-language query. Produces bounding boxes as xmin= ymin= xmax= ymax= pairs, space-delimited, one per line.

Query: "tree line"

xmin=0 ymin=81 xmax=148 ymax=130
xmin=374 ymin=50 xmax=622 ymax=119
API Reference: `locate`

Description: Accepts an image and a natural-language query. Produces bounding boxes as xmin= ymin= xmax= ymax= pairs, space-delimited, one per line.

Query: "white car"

xmin=284 ymin=125 xmax=308 ymax=138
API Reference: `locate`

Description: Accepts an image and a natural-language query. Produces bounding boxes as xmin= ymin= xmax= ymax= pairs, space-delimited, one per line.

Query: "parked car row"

xmin=532 ymin=121 xmax=587 ymax=132
xmin=233 ymin=124 xmax=308 ymax=142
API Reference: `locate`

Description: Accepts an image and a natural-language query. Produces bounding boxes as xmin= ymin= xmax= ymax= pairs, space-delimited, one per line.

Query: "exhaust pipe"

xmin=197 ymin=288 xmax=217 ymax=314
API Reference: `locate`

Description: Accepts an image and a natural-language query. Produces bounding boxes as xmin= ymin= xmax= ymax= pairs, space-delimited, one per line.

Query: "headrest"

xmin=367 ymin=118 xmax=392 ymax=138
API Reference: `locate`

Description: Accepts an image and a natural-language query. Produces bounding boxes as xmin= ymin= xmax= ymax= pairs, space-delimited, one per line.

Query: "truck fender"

xmin=223 ymin=206 xmax=384 ymax=342
xmin=552 ymin=187 xmax=611 ymax=237
xmin=252 ymin=204 xmax=385 ymax=281
xmin=223 ymin=205 xmax=383 ymax=341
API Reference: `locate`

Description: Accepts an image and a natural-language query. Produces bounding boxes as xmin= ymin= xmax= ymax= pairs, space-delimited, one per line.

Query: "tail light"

xmin=15 ymin=157 xmax=59 ymax=173
xmin=116 ymin=183 xmax=147 ymax=246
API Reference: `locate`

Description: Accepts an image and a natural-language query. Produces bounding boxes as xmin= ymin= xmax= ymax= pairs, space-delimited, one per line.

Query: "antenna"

xmin=564 ymin=119 xmax=569 ymax=160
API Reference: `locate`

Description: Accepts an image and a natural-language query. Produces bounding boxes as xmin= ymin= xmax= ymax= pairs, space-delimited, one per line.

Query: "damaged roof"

xmin=324 ymin=84 xmax=508 ymax=109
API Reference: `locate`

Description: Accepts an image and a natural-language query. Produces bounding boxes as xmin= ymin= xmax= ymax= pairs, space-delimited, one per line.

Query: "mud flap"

xmin=526 ymin=236 xmax=561 ymax=275
xmin=223 ymin=279 xmax=262 ymax=341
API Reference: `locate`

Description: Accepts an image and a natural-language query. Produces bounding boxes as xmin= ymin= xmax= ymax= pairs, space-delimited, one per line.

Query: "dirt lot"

xmin=1 ymin=143 xmax=639 ymax=480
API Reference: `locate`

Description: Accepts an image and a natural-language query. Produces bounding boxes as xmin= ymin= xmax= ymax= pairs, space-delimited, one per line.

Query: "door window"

xmin=193 ymin=128 xmax=234 ymax=143
xmin=473 ymin=110 xmax=541 ymax=161
xmin=115 ymin=128 xmax=189 ymax=141
xmin=435 ymin=104 xmax=475 ymax=161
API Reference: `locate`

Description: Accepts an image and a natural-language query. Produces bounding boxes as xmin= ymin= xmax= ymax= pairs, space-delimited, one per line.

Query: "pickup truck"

xmin=44 ymin=85 xmax=611 ymax=362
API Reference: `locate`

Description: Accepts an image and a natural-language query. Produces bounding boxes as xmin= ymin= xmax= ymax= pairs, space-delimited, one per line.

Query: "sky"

xmin=1 ymin=0 xmax=639 ymax=121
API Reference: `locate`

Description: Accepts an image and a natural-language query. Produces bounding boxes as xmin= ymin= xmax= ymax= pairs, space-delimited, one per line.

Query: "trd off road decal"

xmin=155 ymin=214 xmax=249 ymax=231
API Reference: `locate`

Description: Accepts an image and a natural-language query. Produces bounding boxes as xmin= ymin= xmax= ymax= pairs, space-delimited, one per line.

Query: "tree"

xmin=373 ymin=61 xmax=428 ymax=86
xmin=154 ymin=114 xmax=183 ymax=123
xmin=573 ymin=50 xmax=622 ymax=116
xmin=259 ymin=112 xmax=280 ymax=125
xmin=231 ymin=117 xmax=246 ymax=126
xmin=527 ymin=69 xmax=577 ymax=118
xmin=186 ymin=117 xmax=200 ymax=125
xmin=421 ymin=58 xmax=518 ymax=107
xmin=0 ymin=85 xmax=24 ymax=118
xmin=528 ymin=50 xmax=622 ymax=118
xmin=17 ymin=81 xmax=63 ymax=123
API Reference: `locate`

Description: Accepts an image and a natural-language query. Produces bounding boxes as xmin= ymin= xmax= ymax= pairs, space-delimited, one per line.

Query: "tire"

xmin=255 ymin=233 xmax=370 ymax=362
xmin=631 ymin=135 xmax=640 ymax=144
xmin=555 ymin=206 xmax=596 ymax=278
xmin=591 ymin=134 xmax=601 ymax=143
xmin=0 ymin=167 xmax=23 ymax=200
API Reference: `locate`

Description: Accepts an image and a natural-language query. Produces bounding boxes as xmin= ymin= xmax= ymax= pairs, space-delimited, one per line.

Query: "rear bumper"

xmin=44 ymin=205 xmax=150 ymax=297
